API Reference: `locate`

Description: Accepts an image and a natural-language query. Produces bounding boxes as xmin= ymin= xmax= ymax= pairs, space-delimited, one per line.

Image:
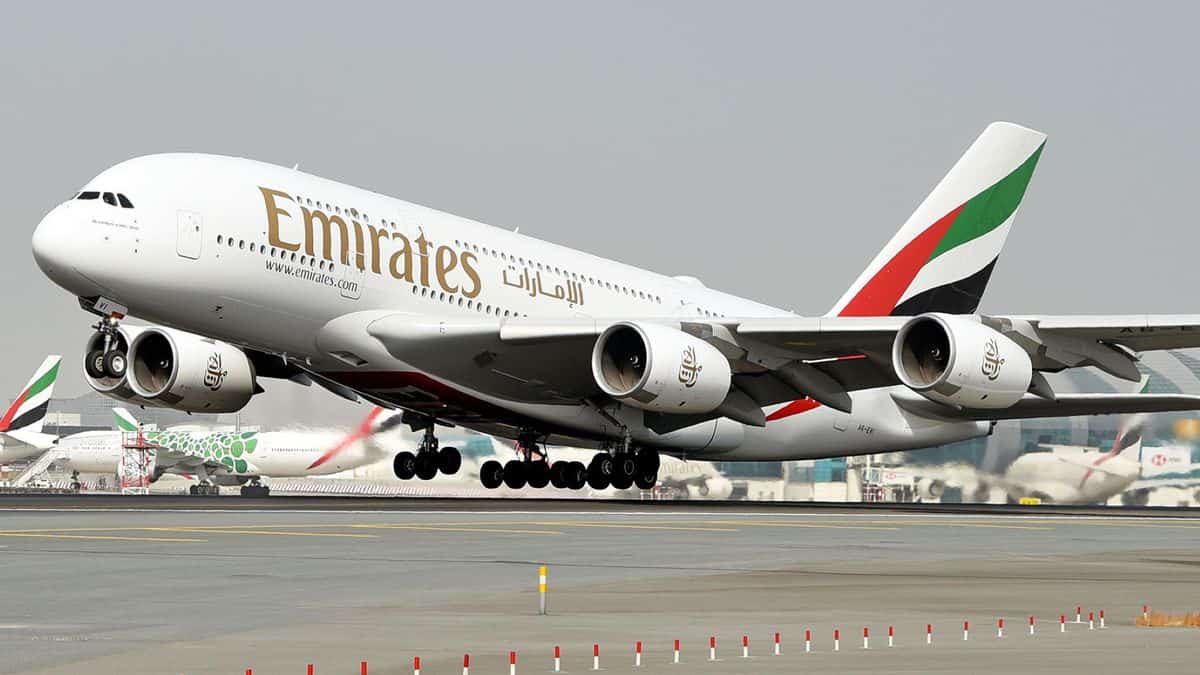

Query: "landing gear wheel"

xmin=526 ymin=460 xmax=551 ymax=489
xmin=549 ymin=461 xmax=567 ymax=489
xmin=614 ymin=453 xmax=637 ymax=479
xmin=415 ymin=452 xmax=439 ymax=480
xmin=102 ymin=350 xmax=127 ymax=379
xmin=503 ymin=459 xmax=527 ymax=489
xmin=586 ymin=461 xmax=611 ymax=490
xmin=438 ymin=447 xmax=462 ymax=475
xmin=480 ymin=460 xmax=504 ymax=489
xmin=566 ymin=461 xmax=587 ymax=490
xmin=85 ymin=350 xmax=107 ymax=379
xmin=634 ymin=471 xmax=657 ymax=490
xmin=240 ymin=484 xmax=271 ymax=497
xmin=591 ymin=454 xmax=615 ymax=479
xmin=610 ymin=472 xmax=634 ymax=490
xmin=635 ymin=448 xmax=660 ymax=474
xmin=393 ymin=451 xmax=416 ymax=479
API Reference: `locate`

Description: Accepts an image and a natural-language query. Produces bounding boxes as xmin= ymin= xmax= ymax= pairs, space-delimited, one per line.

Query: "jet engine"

xmin=591 ymin=321 xmax=731 ymax=413
xmin=125 ymin=327 xmax=257 ymax=413
xmin=916 ymin=477 xmax=945 ymax=502
xmin=892 ymin=313 xmax=1032 ymax=409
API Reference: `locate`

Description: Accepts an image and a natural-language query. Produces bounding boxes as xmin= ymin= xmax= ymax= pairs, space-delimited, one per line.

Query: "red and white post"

xmin=709 ymin=636 xmax=716 ymax=662
xmin=863 ymin=627 xmax=870 ymax=650
xmin=1029 ymin=615 xmax=1035 ymax=636
xmin=509 ymin=651 xmax=516 ymax=675
xmin=834 ymin=629 xmax=840 ymax=652
xmin=1075 ymin=606 xmax=1082 ymax=624
xmin=1088 ymin=612 xmax=1095 ymax=630
xmin=635 ymin=641 xmax=642 ymax=667
xmin=998 ymin=618 xmax=1004 ymax=639
xmin=463 ymin=653 xmax=471 ymax=675
xmin=774 ymin=631 xmax=781 ymax=656
xmin=888 ymin=625 xmax=894 ymax=648
xmin=963 ymin=620 xmax=969 ymax=641
xmin=413 ymin=656 xmax=421 ymax=675
xmin=673 ymin=639 xmax=680 ymax=664
xmin=1143 ymin=604 xmax=1149 ymax=622
xmin=1100 ymin=609 xmax=1106 ymax=629
xmin=553 ymin=646 xmax=560 ymax=673
xmin=926 ymin=623 xmax=933 ymax=645
xmin=1060 ymin=615 xmax=1066 ymax=633
xmin=593 ymin=644 xmax=600 ymax=671
xmin=742 ymin=635 xmax=749 ymax=659
xmin=805 ymin=629 xmax=811 ymax=654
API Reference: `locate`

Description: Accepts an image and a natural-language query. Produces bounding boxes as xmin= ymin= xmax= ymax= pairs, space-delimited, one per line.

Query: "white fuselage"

xmin=53 ymin=428 xmax=383 ymax=479
xmin=1004 ymin=450 xmax=1140 ymax=504
xmin=32 ymin=154 xmax=989 ymax=461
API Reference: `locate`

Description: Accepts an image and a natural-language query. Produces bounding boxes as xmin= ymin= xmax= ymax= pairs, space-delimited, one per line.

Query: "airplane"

xmin=43 ymin=406 xmax=403 ymax=495
xmin=0 ymin=356 xmax=62 ymax=465
xmin=31 ymin=121 xmax=1200 ymax=494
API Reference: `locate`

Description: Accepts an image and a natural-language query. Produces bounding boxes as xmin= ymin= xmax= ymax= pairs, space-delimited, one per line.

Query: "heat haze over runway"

xmin=0 ymin=499 xmax=1197 ymax=674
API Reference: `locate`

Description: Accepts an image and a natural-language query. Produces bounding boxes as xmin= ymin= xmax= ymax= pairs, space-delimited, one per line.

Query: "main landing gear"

xmin=239 ymin=478 xmax=270 ymax=498
xmin=188 ymin=482 xmax=220 ymax=496
xmin=84 ymin=315 xmax=128 ymax=379
xmin=392 ymin=423 xmax=462 ymax=481
xmin=478 ymin=433 xmax=660 ymax=492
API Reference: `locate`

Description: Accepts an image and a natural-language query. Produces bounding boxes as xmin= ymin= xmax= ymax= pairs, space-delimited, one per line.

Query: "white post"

xmin=709 ymin=636 xmax=716 ymax=661
xmin=963 ymin=621 xmax=969 ymax=641
xmin=742 ymin=635 xmax=749 ymax=659
xmin=463 ymin=654 xmax=470 ymax=675
xmin=834 ymin=629 xmax=840 ymax=652
xmin=926 ymin=624 xmax=932 ymax=645
xmin=635 ymin=641 xmax=642 ymax=667
xmin=805 ymin=630 xmax=811 ymax=653
xmin=998 ymin=618 xmax=1004 ymax=639
xmin=593 ymin=644 xmax=599 ymax=671
xmin=1060 ymin=615 xmax=1066 ymax=633
xmin=673 ymin=639 xmax=679 ymax=664
xmin=553 ymin=646 xmax=560 ymax=673
xmin=774 ymin=632 xmax=780 ymax=656
xmin=1100 ymin=610 xmax=1106 ymax=629
xmin=888 ymin=626 xmax=894 ymax=648
xmin=1029 ymin=616 xmax=1035 ymax=636
xmin=863 ymin=627 xmax=869 ymax=650
xmin=509 ymin=651 xmax=516 ymax=675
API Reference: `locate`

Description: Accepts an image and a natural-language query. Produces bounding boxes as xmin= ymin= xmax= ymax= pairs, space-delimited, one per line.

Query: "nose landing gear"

xmin=391 ymin=420 xmax=461 ymax=481
xmin=85 ymin=315 xmax=128 ymax=379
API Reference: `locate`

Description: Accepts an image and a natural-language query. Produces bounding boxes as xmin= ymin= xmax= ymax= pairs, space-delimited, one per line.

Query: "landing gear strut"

xmin=84 ymin=315 xmax=128 ymax=379
xmin=392 ymin=420 xmax=461 ymax=481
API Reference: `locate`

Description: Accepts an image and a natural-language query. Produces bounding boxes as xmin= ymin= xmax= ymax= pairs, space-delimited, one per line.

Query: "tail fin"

xmin=113 ymin=407 xmax=140 ymax=432
xmin=829 ymin=122 xmax=1046 ymax=317
xmin=0 ymin=355 xmax=62 ymax=433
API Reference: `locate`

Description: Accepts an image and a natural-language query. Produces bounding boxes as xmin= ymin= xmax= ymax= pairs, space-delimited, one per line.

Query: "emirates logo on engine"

xmin=678 ymin=346 xmax=702 ymax=388
xmin=981 ymin=338 xmax=1005 ymax=381
xmin=204 ymin=352 xmax=228 ymax=391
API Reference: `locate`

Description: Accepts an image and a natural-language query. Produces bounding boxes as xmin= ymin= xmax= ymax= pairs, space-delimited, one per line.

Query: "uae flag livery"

xmin=830 ymin=122 xmax=1046 ymax=318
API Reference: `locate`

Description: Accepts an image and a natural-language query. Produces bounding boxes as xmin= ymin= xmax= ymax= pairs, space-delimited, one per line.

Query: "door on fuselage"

xmin=176 ymin=210 xmax=202 ymax=259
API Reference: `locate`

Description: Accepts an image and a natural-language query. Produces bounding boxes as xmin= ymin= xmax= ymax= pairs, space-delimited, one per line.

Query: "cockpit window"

xmin=78 ymin=191 xmax=99 ymax=200
xmin=102 ymin=192 xmax=118 ymax=206
xmin=117 ymin=193 xmax=134 ymax=208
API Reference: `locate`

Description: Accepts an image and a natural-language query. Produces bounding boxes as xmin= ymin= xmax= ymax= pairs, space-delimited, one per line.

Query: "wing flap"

xmin=893 ymin=390 xmax=1200 ymax=421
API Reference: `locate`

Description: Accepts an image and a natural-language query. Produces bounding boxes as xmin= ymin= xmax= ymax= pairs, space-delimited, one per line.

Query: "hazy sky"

xmin=2 ymin=2 xmax=1197 ymax=426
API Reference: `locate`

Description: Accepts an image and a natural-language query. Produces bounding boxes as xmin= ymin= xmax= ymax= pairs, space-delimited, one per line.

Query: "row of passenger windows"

xmin=74 ymin=191 xmax=134 ymax=208
xmin=216 ymin=234 xmax=340 ymax=271
xmin=410 ymin=284 xmax=527 ymax=318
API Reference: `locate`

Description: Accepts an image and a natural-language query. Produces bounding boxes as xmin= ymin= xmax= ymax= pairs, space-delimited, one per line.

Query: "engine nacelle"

xmin=892 ymin=313 xmax=1032 ymax=409
xmin=916 ymin=477 xmax=946 ymax=502
xmin=126 ymin=327 xmax=257 ymax=413
xmin=591 ymin=321 xmax=732 ymax=414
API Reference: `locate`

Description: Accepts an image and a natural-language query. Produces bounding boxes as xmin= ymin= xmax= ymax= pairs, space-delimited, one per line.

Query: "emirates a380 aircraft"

xmin=31 ymin=122 xmax=1200 ymax=492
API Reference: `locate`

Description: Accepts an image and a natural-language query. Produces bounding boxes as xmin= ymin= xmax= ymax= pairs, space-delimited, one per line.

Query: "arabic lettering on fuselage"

xmin=502 ymin=265 xmax=585 ymax=307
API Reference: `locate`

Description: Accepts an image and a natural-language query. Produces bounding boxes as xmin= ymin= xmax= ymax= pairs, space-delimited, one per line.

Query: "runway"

xmin=1 ymin=501 xmax=1197 ymax=674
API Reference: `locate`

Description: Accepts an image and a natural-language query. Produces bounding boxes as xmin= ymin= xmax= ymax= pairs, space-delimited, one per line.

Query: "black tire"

xmin=85 ymin=349 xmax=107 ymax=379
xmin=527 ymin=460 xmax=551 ymax=489
xmin=438 ymin=447 xmax=462 ymax=475
xmin=415 ymin=452 xmax=439 ymax=480
xmin=610 ymin=472 xmax=634 ymax=490
xmin=393 ymin=451 xmax=417 ymax=479
xmin=480 ymin=460 xmax=504 ymax=489
xmin=566 ymin=461 xmax=588 ymax=490
xmin=188 ymin=484 xmax=198 ymax=495
xmin=503 ymin=459 xmax=527 ymax=489
xmin=634 ymin=471 xmax=657 ymax=490
xmin=591 ymin=453 xmax=615 ymax=478
xmin=549 ymin=461 xmax=567 ymax=489
xmin=586 ymin=461 xmax=610 ymax=490
xmin=614 ymin=453 xmax=637 ymax=478
xmin=102 ymin=350 xmax=127 ymax=379
xmin=635 ymin=448 xmax=660 ymax=474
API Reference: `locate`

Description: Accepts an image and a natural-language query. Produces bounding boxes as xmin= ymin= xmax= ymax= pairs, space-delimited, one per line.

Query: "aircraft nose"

xmin=32 ymin=205 xmax=93 ymax=294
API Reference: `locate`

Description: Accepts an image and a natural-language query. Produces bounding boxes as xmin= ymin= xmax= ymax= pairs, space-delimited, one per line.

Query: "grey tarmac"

xmin=0 ymin=498 xmax=1197 ymax=674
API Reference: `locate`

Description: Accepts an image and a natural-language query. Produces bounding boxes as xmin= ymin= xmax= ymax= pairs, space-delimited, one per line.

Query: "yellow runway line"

xmin=532 ymin=521 xmax=739 ymax=532
xmin=351 ymin=524 xmax=563 ymax=535
xmin=0 ymin=532 xmax=206 ymax=543
xmin=705 ymin=519 xmax=900 ymax=531
xmin=144 ymin=527 xmax=378 ymax=539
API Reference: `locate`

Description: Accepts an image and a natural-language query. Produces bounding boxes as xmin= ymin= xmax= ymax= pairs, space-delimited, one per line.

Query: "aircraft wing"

xmin=1130 ymin=474 xmax=1200 ymax=491
xmin=153 ymin=447 xmax=229 ymax=477
xmin=325 ymin=311 xmax=1200 ymax=425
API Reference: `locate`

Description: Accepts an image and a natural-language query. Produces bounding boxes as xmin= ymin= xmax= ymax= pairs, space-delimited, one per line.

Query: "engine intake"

xmin=592 ymin=322 xmax=731 ymax=414
xmin=892 ymin=313 xmax=1032 ymax=409
xmin=126 ymin=327 xmax=257 ymax=413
